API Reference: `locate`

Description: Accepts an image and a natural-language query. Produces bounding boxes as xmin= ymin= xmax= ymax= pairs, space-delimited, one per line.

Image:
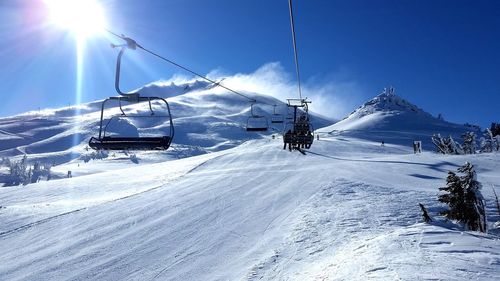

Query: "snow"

xmin=0 ymin=80 xmax=331 ymax=166
xmin=0 ymin=86 xmax=499 ymax=280
xmin=0 ymin=136 xmax=499 ymax=280
xmin=319 ymin=88 xmax=480 ymax=151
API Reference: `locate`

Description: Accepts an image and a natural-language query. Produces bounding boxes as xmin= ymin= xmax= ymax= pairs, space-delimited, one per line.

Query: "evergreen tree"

xmin=491 ymin=122 xmax=500 ymax=137
xmin=458 ymin=163 xmax=486 ymax=232
xmin=4 ymin=156 xmax=52 ymax=186
xmin=461 ymin=132 xmax=477 ymax=154
xmin=432 ymin=134 xmax=450 ymax=154
xmin=480 ymin=128 xmax=494 ymax=153
xmin=447 ymin=135 xmax=463 ymax=154
xmin=439 ymin=171 xmax=465 ymax=220
xmin=432 ymin=134 xmax=464 ymax=154
xmin=438 ymin=162 xmax=486 ymax=232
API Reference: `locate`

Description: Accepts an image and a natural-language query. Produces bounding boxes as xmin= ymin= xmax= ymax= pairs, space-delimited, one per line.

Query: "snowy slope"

xmin=318 ymin=88 xmax=479 ymax=150
xmin=1 ymin=84 xmax=499 ymax=280
xmin=0 ymin=136 xmax=499 ymax=280
xmin=0 ymin=80 xmax=332 ymax=167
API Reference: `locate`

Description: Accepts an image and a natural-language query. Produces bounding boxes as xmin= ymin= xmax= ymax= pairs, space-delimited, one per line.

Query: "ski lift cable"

xmin=104 ymin=29 xmax=262 ymax=104
xmin=288 ymin=0 xmax=302 ymax=100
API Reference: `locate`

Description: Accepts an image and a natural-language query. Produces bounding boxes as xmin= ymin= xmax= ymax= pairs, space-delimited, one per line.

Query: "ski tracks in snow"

xmin=0 ymin=153 xmax=226 ymax=239
xmin=247 ymin=178 xmax=429 ymax=280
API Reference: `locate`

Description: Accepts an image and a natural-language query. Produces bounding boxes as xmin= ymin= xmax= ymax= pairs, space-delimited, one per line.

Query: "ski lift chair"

xmin=271 ymin=104 xmax=284 ymax=124
xmin=271 ymin=115 xmax=284 ymax=124
xmin=89 ymin=96 xmax=174 ymax=150
xmin=246 ymin=102 xmax=268 ymax=131
xmin=89 ymin=37 xmax=174 ymax=150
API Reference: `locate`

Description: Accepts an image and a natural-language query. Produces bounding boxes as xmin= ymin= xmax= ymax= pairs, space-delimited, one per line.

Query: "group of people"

xmin=282 ymin=114 xmax=314 ymax=151
xmin=283 ymin=129 xmax=313 ymax=151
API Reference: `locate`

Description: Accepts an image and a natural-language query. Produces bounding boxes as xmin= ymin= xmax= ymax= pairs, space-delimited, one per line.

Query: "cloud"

xmin=157 ymin=62 xmax=365 ymax=120
xmin=209 ymin=62 xmax=364 ymax=120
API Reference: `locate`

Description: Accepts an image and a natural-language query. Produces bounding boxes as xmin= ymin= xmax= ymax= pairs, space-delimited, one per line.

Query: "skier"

xmin=284 ymin=130 xmax=292 ymax=151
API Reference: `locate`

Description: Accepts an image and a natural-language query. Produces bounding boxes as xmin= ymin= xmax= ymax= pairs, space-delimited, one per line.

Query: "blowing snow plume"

xmin=0 ymin=64 xmax=335 ymax=168
xmin=204 ymin=62 xmax=363 ymax=120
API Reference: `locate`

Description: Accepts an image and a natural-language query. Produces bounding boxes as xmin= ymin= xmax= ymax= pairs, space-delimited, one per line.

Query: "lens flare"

xmin=44 ymin=0 xmax=106 ymax=39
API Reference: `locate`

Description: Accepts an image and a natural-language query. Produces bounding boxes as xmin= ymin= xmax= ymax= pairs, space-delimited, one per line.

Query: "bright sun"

xmin=44 ymin=0 xmax=106 ymax=38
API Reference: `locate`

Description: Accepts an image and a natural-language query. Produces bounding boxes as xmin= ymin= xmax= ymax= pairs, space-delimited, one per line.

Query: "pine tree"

xmin=439 ymin=171 xmax=465 ymax=220
xmin=461 ymin=132 xmax=477 ymax=154
xmin=480 ymin=128 xmax=495 ymax=153
xmin=491 ymin=122 xmax=500 ymax=137
xmin=447 ymin=135 xmax=463 ymax=154
xmin=438 ymin=162 xmax=486 ymax=232
xmin=458 ymin=163 xmax=486 ymax=232
xmin=432 ymin=134 xmax=448 ymax=154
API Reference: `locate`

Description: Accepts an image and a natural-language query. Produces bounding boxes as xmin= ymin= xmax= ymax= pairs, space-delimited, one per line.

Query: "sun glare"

xmin=44 ymin=0 xmax=106 ymax=38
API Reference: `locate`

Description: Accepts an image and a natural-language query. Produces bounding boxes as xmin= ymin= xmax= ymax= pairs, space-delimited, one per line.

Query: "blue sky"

xmin=1 ymin=0 xmax=499 ymax=127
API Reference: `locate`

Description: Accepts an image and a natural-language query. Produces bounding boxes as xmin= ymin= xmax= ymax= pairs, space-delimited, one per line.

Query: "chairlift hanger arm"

xmin=105 ymin=29 xmax=259 ymax=104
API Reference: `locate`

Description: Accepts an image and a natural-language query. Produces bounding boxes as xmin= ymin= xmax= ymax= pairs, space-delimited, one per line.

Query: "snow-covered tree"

xmin=81 ymin=150 xmax=109 ymax=163
xmin=439 ymin=171 xmax=465 ymax=220
xmin=459 ymin=163 xmax=486 ymax=232
xmin=432 ymin=134 xmax=448 ymax=154
xmin=461 ymin=132 xmax=477 ymax=154
xmin=4 ymin=156 xmax=52 ymax=186
xmin=480 ymin=128 xmax=495 ymax=153
xmin=438 ymin=162 xmax=486 ymax=232
xmin=447 ymin=135 xmax=463 ymax=154
xmin=30 ymin=161 xmax=52 ymax=183
xmin=432 ymin=134 xmax=464 ymax=154
xmin=491 ymin=122 xmax=500 ymax=137
xmin=5 ymin=155 xmax=29 ymax=186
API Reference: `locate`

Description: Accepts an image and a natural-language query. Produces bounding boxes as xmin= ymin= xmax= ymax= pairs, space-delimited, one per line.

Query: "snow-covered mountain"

xmin=0 ymin=80 xmax=332 ymax=165
xmin=1 ymin=83 xmax=499 ymax=280
xmin=319 ymin=87 xmax=479 ymax=149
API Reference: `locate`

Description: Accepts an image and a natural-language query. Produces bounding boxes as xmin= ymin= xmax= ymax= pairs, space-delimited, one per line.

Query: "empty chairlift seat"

xmin=246 ymin=102 xmax=269 ymax=131
xmin=89 ymin=96 xmax=174 ymax=151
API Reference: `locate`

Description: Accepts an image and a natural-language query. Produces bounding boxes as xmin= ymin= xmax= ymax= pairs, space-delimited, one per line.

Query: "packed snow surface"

xmin=0 ymin=136 xmax=499 ymax=280
xmin=0 ymin=86 xmax=498 ymax=280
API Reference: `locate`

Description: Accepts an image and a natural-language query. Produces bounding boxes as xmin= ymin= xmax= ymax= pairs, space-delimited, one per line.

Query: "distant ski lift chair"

xmin=271 ymin=115 xmax=284 ymax=124
xmin=246 ymin=102 xmax=269 ymax=132
xmin=271 ymin=104 xmax=284 ymax=124
xmin=89 ymin=37 xmax=174 ymax=150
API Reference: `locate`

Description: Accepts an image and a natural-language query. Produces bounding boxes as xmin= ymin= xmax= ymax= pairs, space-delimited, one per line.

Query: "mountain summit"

xmin=319 ymin=87 xmax=478 ymax=148
xmin=351 ymin=87 xmax=430 ymax=119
